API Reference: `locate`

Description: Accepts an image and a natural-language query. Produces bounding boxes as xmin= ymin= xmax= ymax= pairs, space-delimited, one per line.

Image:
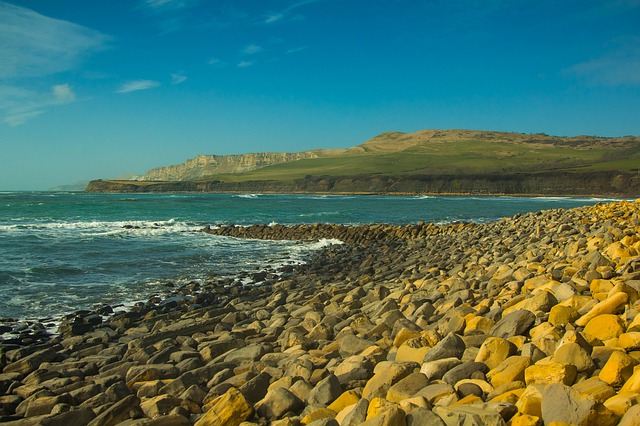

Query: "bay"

xmin=0 ymin=191 xmax=620 ymax=321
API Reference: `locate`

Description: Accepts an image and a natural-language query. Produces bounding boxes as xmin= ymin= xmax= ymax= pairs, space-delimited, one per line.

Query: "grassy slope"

xmin=213 ymin=136 xmax=640 ymax=183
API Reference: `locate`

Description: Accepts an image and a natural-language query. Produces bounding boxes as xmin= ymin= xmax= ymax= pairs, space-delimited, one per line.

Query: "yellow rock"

xmin=572 ymin=376 xmax=616 ymax=402
xmin=609 ymin=282 xmax=639 ymax=304
xmin=575 ymin=292 xmax=628 ymax=327
xmin=558 ymin=295 xmax=592 ymax=311
xmin=301 ymin=408 xmax=336 ymax=424
xmin=194 ymin=387 xmax=252 ymax=426
xmin=395 ymin=344 xmax=429 ymax=364
xmin=583 ymin=314 xmax=626 ymax=342
xmin=393 ymin=328 xmax=421 ymax=348
xmin=590 ymin=279 xmax=615 ymax=294
xmin=508 ymin=412 xmax=543 ymax=426
xmin=489 ymin=389 xmax=523 ymax=404
xmin=487 ymin=356 xmax=531 ymax=388
xmin=599 ymin=350 xmax=639 ymax=387
xmin=552 ymin=342 xmax=594 ymax=373
xmin=603 ymin=391 xmax=640 ymax=417
xmin=618 ymin=332 xmax=640 ymax=351
xmin=604 ymin=242 xmax=633 ymax=262
xmin=454 ymin=379 xmax=494 ymax=394
xmin=475 ymin=337 xmax=516 ymax=370
xmin=516 ymin=385 xmax=545 ymax=417
xmin=507 ymin=335 xmax=527 ymax=349
xmin=363 ymin=405 xmax=405 ymax=426
xmin=548 ymin=305 xmax=579 ymax=326
xmin=366 ymin=397 xmax=395 ymax=420
xmin=524 ymin=362 xmax=577 ymax=386
xmin=627 ymin=312 xmax=640 ymax=332
xmin=327 ymin=390 xmax=360 ymax=413
xmin=464 ymin=315 xmax=494 ymax=334
xmin=451 ymin=395 xmax=483 ymax=405
xmin=503 ymin=290 xmax=558 ymax=316
xmin=620 ymin=368 xmax=640 ymax=392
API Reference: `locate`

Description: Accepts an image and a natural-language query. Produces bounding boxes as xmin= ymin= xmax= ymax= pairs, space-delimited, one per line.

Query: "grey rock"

xmin=423 ymin=333 xmax=466 ymax=362
xmin=307 ymin=374 xmax=342 ymax=406
xmin=489 ymin=310 xmax=536 ymax=338
xmin=442 ymin=362 xmax=489 ymax=386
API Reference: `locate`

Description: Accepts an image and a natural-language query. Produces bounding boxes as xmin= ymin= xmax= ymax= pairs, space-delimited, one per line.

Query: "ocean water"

xmin=0 ymin=192 xmax=620 ymax=322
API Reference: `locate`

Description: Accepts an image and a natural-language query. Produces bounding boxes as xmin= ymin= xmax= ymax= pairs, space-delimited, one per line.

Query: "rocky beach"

xmin=3 ymin=199 xmax=640 ymax=425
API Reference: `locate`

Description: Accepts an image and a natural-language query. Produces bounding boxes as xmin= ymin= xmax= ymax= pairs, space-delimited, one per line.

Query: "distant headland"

xmin=86 ymin=129 xmax=640 ymax=197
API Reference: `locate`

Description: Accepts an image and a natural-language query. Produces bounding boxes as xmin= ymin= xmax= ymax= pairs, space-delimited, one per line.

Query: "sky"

xmin=1 ymin=0 xmax=640 ymax=190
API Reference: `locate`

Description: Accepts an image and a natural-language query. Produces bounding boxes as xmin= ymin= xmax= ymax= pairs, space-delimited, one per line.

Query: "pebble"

xmin=3 ymin=199 xmax=640 ymax=424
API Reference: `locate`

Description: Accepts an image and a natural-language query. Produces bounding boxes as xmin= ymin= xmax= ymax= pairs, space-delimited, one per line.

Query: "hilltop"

xmin=87 ymin=129 xmax=640 ymax=197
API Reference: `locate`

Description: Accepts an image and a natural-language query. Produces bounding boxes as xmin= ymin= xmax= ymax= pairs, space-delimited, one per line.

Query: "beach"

xmin=3 ymin=199 xmax=640 ymax=425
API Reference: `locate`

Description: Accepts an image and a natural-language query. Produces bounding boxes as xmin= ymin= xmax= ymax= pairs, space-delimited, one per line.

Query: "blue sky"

xmin=1 ymin=0 xmax=639 ymax=190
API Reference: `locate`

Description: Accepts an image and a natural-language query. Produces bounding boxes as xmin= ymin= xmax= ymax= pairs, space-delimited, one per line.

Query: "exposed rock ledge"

xmin=87 ymin=170 xmax=640 ymax=197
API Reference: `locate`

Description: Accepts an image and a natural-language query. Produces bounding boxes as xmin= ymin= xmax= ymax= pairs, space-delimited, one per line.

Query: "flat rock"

xmin=422 ymin=333 xmax=466 ymax=362
xmin=540 ymin=383 xmax=597 ymax=426
xmin=489 ymin=310 xmax=536 ymax=339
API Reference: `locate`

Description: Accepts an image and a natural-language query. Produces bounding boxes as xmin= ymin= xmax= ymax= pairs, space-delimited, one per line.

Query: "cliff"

xmin=142 ymin=151 xmax=343 ymax=181
xmin=86 ymin=170 xmax=640 ymax=197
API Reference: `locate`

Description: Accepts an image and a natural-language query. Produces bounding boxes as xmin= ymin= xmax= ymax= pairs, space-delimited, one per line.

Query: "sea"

xmin=0 ymin=192 xmax=623 ymax=323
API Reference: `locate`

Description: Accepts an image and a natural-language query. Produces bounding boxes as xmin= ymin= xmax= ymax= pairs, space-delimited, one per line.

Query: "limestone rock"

xmin=195 ymin=387 xmax=252 ymax=426
xmin=386 ymin=372 xmax=429 ymax=403
xmin=362 ymin=361 xmax=417 ymax=400
xmin=256 ymin=387 xmax=304 ymax=420
xmin=599 ymin=350 xmax=638 ymax=387
xmin=540 ymin=383 xmax=597 ymax=426
xmin=475 ymin=337 xmax=516 ymax=370
xmin=307 ymin=374 xmax=343 ymax=406
xmin=490 ymin=310 xmax=536 ymax=339
xmin=524 ymin=362 xmax=577 ymax=386
xmin=433 ymin=405 xmax=506 ymax=426
xmin=487 ymin=356 xmax=531 ymax=388
xmin=422 ymin=333 xmax=466 ymax=362
xmin=420 ymin=357 xmax=462 ymax=381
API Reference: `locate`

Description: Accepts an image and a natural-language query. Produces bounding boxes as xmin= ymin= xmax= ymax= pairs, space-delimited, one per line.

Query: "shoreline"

xmin=3 ymin=200 xmax=640 ymax=424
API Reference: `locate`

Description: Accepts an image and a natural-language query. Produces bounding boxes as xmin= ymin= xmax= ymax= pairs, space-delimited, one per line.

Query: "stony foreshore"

xmin=3 ymin=200 xmax=640 ymax=425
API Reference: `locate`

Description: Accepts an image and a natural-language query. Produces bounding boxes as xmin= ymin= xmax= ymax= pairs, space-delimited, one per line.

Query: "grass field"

xmin=209 ymin=136 xmax=640 ymax=183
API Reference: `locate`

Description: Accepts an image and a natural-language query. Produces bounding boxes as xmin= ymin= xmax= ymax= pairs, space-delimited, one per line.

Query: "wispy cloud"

xmin=0 ymin=83 xmax=77 ymax=126
xmin=0 ymin=2 xmax=108 ymax=80
xmin=52 ymin=84 xmax=76 ymax=103
xmin=237 ymin=61 xmax=254 ymax=68
xmin=0 ymin=2 xmax=107 ymax=125
xmin=140 ymin=0 xmax=188 ymax=12
xmin=171 ymin=73 xmax=187 ymax=85
xmin=116 ymin=80 xmax=161 ymax=93
xmin=264 ymin=0 xmax=323 ymax=24
xmin=566 ymin=38 xmax=640 ymax=86
xmin=243 ymin=44 xmax=263 ymax=55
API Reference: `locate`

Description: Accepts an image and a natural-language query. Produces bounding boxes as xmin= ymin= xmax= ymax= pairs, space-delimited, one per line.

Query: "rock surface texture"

xmin=4 ymin=199 xmax=640 ymax=425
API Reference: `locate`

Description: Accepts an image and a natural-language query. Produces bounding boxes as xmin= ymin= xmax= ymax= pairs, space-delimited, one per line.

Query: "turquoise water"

xmin=0 ymin=192 xmax=620 ymax=321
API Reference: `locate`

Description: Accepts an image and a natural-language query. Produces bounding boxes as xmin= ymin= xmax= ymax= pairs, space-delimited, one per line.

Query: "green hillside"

xmin=210 ymin=130 xmax=640 ymax=183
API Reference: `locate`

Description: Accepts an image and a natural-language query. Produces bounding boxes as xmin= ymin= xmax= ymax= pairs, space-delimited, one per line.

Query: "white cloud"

xmin=171 ymin=73 xmax=187 ymax=85
xmin=237 ymin=61 xmax=254 ymax=68
xmin=566 ymin=39 xmax=640 ymax=86
xmin=116 ymin=80 xmax=161 ymax=93
xmin=52 ymin=84 xmax=76 ymax=103
xmin=141 ymin=0 xmax=187 ymax=12
xmin=0 ymin=83 xmax=77 ymax=126
xmin=264 ymin=0 xmax=322 ymax=24
xmin=243 ymin=44 xmax=263 ymax=55
xmin=0 ymin=2 xmax=107 ymax=125
xmin=208 ymin=58 xmax=225 ymax=67
xmin=0 ymin=2 xmax=108 ymax=80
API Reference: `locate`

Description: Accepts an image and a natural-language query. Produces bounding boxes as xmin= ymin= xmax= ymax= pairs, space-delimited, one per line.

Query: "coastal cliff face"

xmin=142 ymin=152 xmax=325 ymax=181
xmin=86 ymin=170 xmax=640 ymax=197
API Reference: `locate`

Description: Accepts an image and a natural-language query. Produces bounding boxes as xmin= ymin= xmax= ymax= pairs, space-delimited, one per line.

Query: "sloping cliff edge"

xmin=86 ymin=171 xmax=640 ymax=197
